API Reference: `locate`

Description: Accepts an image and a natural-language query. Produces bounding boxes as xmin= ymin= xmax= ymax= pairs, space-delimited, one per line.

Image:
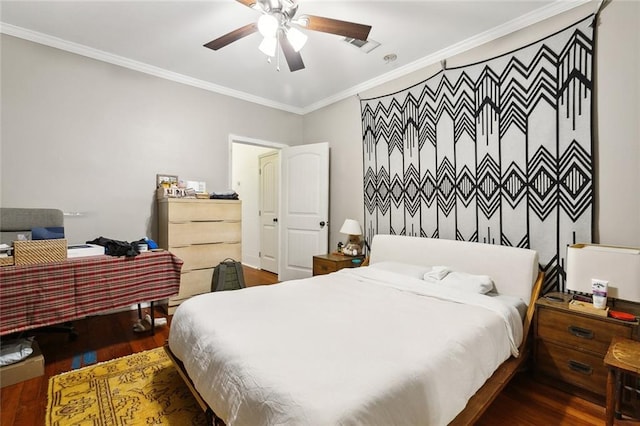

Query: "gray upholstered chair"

xmin=0 ymin=208 xmax=64 ymax=245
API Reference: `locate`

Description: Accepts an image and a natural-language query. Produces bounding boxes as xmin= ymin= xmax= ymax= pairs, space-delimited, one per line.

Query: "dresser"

xmin=312 ymin=253 xmax=365 ymax=276
xmin=534 ymin=295 xmax=639 ymax=406
xmin=158 ymin=198 xmax=241 ymax=314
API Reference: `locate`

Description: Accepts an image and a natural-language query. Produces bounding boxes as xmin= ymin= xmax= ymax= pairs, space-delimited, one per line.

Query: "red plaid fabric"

xmin=0 ymin=251 xmax=183 ymax=335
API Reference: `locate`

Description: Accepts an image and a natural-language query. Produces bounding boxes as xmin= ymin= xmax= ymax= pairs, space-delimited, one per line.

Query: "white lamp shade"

xmin=258 ymin=14 xmax=279 ymax=38
xmin=340 ymin=219 xmax=362 ymax=236
xmin=566 ymin=243 xmax=640 ymax=302
xmin=259 ymin=37 xmax=277 ymax=57
xmin=286 ymin=27 xmax=307 ymax=52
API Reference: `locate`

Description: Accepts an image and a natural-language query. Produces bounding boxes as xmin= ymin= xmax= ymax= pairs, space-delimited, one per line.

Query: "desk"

xmin=0 ymin=251 xmax=182 ymax=336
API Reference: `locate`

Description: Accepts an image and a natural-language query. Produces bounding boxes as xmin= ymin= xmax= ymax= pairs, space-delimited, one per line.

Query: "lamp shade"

xmin=259 ymin=37 xmax=277 ymax=57
xmin=286 ymin=27 xmax=307 ymax=52
xmin=340 ymin=219 xmax=361 ymax=236
xmin=258 ymin=14 xmax=279 ymax=38
xmin=566 ymin=243 xmax=640 ymax=302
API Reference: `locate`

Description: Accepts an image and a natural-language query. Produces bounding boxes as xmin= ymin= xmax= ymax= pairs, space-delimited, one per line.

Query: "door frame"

xmin=228 ymin=134 xmax=288 ymax=269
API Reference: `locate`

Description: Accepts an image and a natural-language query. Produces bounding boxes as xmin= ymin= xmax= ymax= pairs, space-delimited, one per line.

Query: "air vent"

xmin=344 ymin=37 xmax=381 ymax=54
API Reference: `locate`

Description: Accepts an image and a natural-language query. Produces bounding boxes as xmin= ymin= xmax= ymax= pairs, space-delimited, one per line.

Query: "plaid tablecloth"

xmin=0 ymin=251 xmax=183 ymax=335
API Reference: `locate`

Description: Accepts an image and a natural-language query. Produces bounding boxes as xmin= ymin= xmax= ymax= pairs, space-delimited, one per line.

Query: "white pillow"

xmin=426 ymin=270 xmax=495 ymax=294
xmin=368 ymin=261 xmax=432 ymax=280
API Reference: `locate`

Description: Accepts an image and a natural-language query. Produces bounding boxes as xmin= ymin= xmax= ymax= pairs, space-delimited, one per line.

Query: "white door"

xmin=259 ymin=151 xmax=279 ymax=274
xmin=279 ymin=142 xmax=330 ymax=281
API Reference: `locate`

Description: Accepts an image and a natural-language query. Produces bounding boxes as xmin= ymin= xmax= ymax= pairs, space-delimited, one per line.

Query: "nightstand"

xmin=312 ymin=253 xmax=365 ymax=276
xmin=534 ymin=294 xmax=639 ymax=407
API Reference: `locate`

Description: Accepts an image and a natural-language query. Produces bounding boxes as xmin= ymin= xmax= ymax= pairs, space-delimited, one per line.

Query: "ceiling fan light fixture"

xmin=258 ymin=14 xmax=279 ymax=38
xmin=259 ymin=36 xmax=277 ymax=57
xmin=286 ymin=27 xmax=307 ymax=52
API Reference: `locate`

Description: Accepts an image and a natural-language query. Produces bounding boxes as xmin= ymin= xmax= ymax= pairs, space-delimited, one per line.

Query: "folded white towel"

xmin=442 ymin=271 xmax=494 ymax=294
xmin=423 ymin=266 xmax=451 ymax=281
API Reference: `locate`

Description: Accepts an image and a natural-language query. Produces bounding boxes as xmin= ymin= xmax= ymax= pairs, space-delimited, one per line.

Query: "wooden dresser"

xmin=534 ymin=295 xmax=639 ymax=405
xmin=158 ymin=198 xmax=241 ymax=314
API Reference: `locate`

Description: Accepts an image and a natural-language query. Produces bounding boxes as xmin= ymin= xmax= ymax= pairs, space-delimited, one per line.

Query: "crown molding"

xmin=300 ymin=0 xmax=591 ymax=114
xmin=1 ymin=0 xmax=590 ymax=116
xmin=0 ymin=22 xmax=305 ymax=115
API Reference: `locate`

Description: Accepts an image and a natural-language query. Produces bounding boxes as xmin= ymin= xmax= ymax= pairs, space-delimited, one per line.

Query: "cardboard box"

xmin=0 ymin=341 xmax=45 ymax=388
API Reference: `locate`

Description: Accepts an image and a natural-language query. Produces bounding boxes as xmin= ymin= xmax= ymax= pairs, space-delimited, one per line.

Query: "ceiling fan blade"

xmin=300 ymin=15 xmax=371 ymax=41
xmin=279 ymin=33 xmax=305 ymax=72
xmin=204 ymin=22 xmax=258 ymax=51
xmin=235 ymin=0 xmax=257 ymax=8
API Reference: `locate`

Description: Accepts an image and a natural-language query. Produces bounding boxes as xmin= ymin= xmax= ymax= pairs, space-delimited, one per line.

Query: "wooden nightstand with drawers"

xmin=534 ymin=294 xmax=639 ymax=407
xmin=312 ymin=253 xmax=365 ymax=276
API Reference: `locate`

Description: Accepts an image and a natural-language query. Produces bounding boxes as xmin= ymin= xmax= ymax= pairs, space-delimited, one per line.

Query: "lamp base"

xmin=342 ymin=242 xmax=362 ymax=256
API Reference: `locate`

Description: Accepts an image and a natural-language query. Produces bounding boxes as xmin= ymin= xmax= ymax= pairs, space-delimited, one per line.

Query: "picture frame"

xmin=156 ymin=174 xmax=178 ymax=188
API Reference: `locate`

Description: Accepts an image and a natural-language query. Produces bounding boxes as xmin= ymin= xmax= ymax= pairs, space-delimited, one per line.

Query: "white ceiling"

xmin=0 ymin=1 xmax=588 ymax=114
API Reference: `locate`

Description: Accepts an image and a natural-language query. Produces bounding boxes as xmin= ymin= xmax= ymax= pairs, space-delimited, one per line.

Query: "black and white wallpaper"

xmin=360 ymin=16 xmax=595 ymax=293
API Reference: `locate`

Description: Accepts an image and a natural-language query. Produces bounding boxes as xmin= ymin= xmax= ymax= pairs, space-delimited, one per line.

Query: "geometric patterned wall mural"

xmin=360 ymin=16 xmax=594 ymax=294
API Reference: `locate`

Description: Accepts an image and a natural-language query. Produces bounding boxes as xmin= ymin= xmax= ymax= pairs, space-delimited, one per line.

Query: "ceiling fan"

xmin=204 ymin=0 xmax=372 ymax=72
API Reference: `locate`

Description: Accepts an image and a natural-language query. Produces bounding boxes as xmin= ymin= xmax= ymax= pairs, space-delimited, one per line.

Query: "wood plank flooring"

xmin=0 ymin=266 xmax=618 ymax=425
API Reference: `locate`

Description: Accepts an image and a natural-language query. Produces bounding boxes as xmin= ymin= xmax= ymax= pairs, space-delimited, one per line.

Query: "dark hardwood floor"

xmin=0 ymin=266 xmax=617 ymax=425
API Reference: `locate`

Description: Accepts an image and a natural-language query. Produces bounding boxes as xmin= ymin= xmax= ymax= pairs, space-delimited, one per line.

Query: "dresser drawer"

xmin=168 ymin=201 xmax=241 ymax=222
xmin=167 ymin=221 xmax=241 ymax=246
xmin=536 ymin=339 xmax=608 ymax=396
xmin=313 ymin=258 xmax=339 ymax=276
xmin=537 ymin=308 xmax=632 ymax=355
xmin=174 ymin=268 xmax=214 ymax=298
xmin=171 ymin=243 xmax=241 ymax=271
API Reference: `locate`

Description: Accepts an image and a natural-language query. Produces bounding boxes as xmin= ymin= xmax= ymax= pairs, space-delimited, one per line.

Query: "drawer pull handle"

xmin=568 ymin=360 xmax=593 ymax=375
xmin=568 ymin=325 xmax=594 ymax=339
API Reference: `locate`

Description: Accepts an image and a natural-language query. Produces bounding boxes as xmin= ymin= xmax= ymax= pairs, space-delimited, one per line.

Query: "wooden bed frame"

xmin=165 ymin=270 xmax=544 ymax=426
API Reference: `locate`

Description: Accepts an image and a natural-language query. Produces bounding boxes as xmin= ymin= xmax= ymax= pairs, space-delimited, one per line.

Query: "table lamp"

xmin=340 ymin=219 xmax=362 ymax=256
xmin=566 ymin=243 xmax=640 ymax=303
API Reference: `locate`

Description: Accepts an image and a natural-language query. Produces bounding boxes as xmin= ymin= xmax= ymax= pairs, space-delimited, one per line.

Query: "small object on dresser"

xmin=608 ymin=310 xmax=637 ymax=322
xmin=592 ymin=279 xmax=608 ymax=309
xmin=544 ymin=294 xmax=565 ymax=302
xmin=568 ymin=299 xmax=609 ymax=317
xmin=572 ymin=294 xmax=593 ymax=303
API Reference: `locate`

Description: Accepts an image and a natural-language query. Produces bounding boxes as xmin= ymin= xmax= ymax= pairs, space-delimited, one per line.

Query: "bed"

xmin=167 ymin=234 xmax=543 ymax=425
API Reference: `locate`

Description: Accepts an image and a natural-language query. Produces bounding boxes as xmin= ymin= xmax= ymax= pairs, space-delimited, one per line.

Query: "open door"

xmin=259 ymin=151 xmax=279 ymax=274
xmin=279 ymin=142 xmax=329 ymax=281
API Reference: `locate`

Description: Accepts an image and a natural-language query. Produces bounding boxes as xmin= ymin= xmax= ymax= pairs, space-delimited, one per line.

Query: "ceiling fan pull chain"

xmin=276 ymin=35 xmax=281 ymax=72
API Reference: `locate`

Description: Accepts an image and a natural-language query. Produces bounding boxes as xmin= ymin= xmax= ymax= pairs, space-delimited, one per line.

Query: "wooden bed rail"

xmin=449 ymin=271 xmax=544 ymax=425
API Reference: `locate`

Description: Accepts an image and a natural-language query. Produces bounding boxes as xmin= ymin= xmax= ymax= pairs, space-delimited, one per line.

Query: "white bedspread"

xmin=169 ymin=267 xmax=524 ymax=426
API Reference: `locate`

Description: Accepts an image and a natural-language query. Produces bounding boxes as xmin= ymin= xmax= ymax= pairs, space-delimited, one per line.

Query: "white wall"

xmin=231 ymin=142 xmax=276 ymax=268
xmin=593 ymin=0 xmax=640 ymax=246
xmin=2 ymin=1 xmax=638 ymax=256
xmin=304 ymin=1 xmax=640 ymax=250
xmin=0 ymin=35 xmax=304 ymax=245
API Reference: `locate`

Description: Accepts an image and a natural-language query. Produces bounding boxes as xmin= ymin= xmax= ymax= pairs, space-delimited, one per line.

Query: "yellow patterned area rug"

xmin=46 ymin=347 xmax=206 ymax=425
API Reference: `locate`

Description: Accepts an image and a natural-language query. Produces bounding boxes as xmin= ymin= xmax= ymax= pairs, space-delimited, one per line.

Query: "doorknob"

xmin=273 ymin=218 xmax=278 ymax=223
xmin=319 ymin=221 xmax=326 ymax=227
